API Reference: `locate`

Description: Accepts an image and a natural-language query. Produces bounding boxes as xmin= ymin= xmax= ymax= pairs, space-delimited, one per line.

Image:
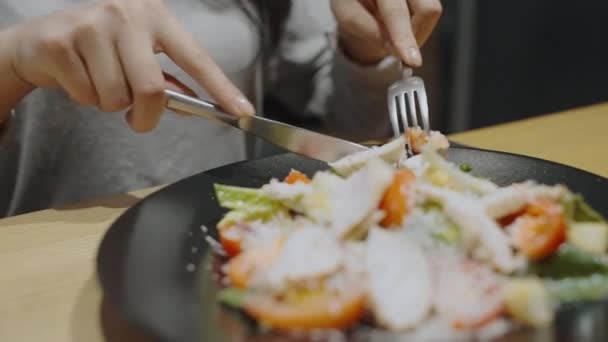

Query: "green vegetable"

xmin=432 ymin=223 xmax=461 ymax=245
xmin=424 ymin=207 xmax=461 ymax=245
xmin=563 ymin=194 xmax=606 ymax=223
xmin=545 ymin=274 xmax=608 ymax=303
xmin=214 ymin=184 xmax=286 ymax=228
xmin=459 ymin=163 xmax=473 ymax=172
xmin=214 ymin=184 xmax=279 ymax=211
xmin=422 ymin=200 xmax=442 ymax=212
xmin=217 ymin=210 xmax=277 ymax=229
xmin=528 ymin=244 xmax=608 ymax=279
xmin=329 ymin=168 xmax=342 ymax=177
xmin=217 ymin=287 xmax=246 ymax=308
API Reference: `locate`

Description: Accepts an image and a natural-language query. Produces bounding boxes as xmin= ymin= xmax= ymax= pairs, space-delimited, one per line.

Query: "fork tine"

xmin=398 ymin=93 xmax=409 ymax=132
xmin=415 ymin=89 xmax=430 ymax=132
xmin=388 ymin=94 xmax=400 ymax=138
xmin=398 ymin=94 xmax=413 ymax=156
xmin=406 ymin=91 xmax=418 ymax=127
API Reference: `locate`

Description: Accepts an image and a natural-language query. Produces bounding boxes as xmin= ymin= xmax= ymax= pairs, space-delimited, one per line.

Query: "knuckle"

xmin=74 ymin=17 xmax=103 ymax=40
xmin=38 ymin=33 xmax=71 ymax=57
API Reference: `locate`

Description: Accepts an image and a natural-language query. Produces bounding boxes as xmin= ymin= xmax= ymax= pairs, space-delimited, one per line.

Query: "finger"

xmin=333 ymin=0 xmax=387 ymax=63
xmin=358 ymin=0 xmax=379 ymax=12
xmin=377 ymin=0 xmax=422 ymax=67
xmin=117 ymin=28 xmax=166 ymax=132
xmin=335 ymin=0 xmax=384 ymax=45
xmin=75 ymin=25 xmax=131 ymax=112
xmin=44 ymin=39 xmax=98 ymax=106
xmin=408 ymin=0 xmax=442 ymax=46
xmin=156 ymin=15 xmax=254 ymax=117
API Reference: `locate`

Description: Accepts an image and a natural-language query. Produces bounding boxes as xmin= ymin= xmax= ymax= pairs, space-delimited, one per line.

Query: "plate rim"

xmin=96 ymin=146 xmax=608 ymax=341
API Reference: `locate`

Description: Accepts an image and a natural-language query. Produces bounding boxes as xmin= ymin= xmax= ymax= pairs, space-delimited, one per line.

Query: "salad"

xmin=211 ymin=132 xmax=608 ymax=339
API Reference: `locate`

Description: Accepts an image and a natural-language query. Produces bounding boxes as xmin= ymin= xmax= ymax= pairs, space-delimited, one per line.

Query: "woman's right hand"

xmin=5 ymin=0 xmax=254 ymax=132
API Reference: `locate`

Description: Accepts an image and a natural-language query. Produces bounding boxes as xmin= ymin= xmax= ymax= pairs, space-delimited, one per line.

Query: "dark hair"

xmin=238 ymin=1 xmax=292 ymax=52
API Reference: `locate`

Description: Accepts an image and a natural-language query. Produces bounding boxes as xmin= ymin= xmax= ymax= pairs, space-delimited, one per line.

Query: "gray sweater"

xmin=0 ymin=0 xmax=400 ymax=216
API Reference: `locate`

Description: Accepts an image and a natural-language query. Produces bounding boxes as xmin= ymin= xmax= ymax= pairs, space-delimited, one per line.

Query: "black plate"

xmin=97 ymin=148 xmax=608 ymax=342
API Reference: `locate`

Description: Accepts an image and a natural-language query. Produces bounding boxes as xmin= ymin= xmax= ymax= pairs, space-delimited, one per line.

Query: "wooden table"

xmin=1 ymin=103 xmax=607 ymax=341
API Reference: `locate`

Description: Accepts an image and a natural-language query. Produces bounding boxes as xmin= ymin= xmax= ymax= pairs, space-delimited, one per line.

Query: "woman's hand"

xmin=331 ymin=0 xmax=442 ymax=67
xmin=6 ymin=0 xmax=254 ymax=132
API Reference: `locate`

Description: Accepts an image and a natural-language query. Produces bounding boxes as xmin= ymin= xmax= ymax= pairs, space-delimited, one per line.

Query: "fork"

xmin=387 ymin=63 xmax=430 ymax=157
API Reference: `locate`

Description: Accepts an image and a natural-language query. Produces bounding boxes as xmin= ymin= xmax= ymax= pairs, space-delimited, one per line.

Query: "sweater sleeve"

xmin=265 ymin=0 xmax=401 ymax=142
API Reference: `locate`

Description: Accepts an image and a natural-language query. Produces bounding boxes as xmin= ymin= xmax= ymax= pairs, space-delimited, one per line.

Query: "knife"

xmin=164 ymin=89 xmax=368 ymax=163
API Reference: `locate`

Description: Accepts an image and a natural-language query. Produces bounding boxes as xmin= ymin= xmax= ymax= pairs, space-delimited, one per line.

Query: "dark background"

xmin=427 ymin=0 xmax=608 ymax=133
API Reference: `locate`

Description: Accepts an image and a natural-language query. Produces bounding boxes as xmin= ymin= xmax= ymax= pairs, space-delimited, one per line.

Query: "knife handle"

xmin=164 ymin=89 xmax=239 ymax=127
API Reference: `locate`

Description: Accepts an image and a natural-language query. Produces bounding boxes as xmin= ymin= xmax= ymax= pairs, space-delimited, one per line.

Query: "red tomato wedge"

xmin=226 ymin=239 xmax=283 ymax=288
xmin=243 ymin=289 xmax=365 ymax=331
xmin=219 ymin=223 xmax=249 ymax=257
xmin=379 ymin=169 xmax=416 ymax=227
xmin=516 ymin=199 xmax=566 ymax=260
xmin=498 ymin=209 xmax=525 ymax=227
xmin=284 ymin=170 xmax=311 ymax=184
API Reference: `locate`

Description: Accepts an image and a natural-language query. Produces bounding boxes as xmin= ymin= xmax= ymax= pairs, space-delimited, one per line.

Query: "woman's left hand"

xmin=331 ymin=0 xmax=442 ymax=67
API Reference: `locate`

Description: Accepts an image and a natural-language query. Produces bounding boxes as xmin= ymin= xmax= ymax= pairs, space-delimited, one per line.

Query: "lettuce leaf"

xmin=545 ymin=274 xmax=608 ymax=303
xmin=215 ymin=184 xmax=280 ymax=211
xmin=528 ymin=244 xmax=608 ymax=279
xmin=214 ymin=184 xmax=285 ymax=228
xmin=432 ymin=223 xmax=461 ymax=245
xmin=563 ymin=194 xmax=606 ymax=223
xmin=217 ymin=210 xmax=279 ymax=229
xmin=217 ymin=287 xmax=246 ymax=308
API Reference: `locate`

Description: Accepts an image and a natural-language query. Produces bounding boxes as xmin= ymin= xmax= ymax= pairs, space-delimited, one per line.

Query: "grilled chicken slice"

xmin=257 ymin=226 xmax=343 ymax=291
xmin=330 ymin=136 xmax=406 ymax=177
xmin=482 ymin=182 xmax=567 ymax=219
xmin=417 ymin=184 xmax=519 ymax=273
xmin=331 ymin=160 xmax=394 ymax=238
xmin=302 ymin=159 xmax=394 ymax=238
xmin=434 ymin=256 xmax=504 ymax=329
xmin=366 ymin=228 xmax=432 ymax=330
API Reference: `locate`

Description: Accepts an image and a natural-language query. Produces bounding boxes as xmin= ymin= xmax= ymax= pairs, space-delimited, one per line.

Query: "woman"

xmin=0 ymin=0 xmax=441 ymax=216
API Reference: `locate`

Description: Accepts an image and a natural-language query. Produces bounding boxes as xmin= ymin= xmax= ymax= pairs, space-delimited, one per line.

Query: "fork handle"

xmin=399 ymin=62 xmax=413 ymax=79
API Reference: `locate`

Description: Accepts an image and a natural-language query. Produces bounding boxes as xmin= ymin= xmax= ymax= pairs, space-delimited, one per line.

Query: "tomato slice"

xmin=498 ymin=209 xmax=525 ymax=227
xmin=284 ymin=170 xmax=311 ymax=184
xmin=243 ymin=289 xmax=365 ymax=330
xmin=379 ymin=169 xmax=415 ymax=227
xmin=226 ymin=239 xmax=283 ymax=288
xmin=516 ymin=199 xmax=566 ymax=260
xmin=219 ymin=223 xmax=249 ymax=257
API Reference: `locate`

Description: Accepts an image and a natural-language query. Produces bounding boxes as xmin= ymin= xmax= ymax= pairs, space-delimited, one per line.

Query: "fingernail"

xmin=406 ymin=47 xmax=422 ymax=67
xmin=233 ymin=96 xmax=255 ymax=116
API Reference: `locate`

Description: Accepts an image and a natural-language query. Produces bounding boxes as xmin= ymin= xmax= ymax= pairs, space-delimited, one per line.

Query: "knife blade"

xmin=164 ymin=90 xmax=368 ymax=163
